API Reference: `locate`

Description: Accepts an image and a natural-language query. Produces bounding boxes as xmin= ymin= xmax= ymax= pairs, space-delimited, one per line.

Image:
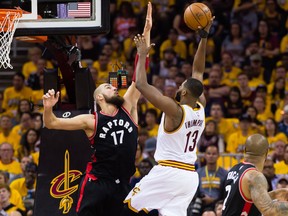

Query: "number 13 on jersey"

xmin=184 ymin=130 xmax=199 ymax=153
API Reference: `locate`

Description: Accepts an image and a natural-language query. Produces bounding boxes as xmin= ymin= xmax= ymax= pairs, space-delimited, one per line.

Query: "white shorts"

xmin=124 ymin=164 xmax=199 ymax=216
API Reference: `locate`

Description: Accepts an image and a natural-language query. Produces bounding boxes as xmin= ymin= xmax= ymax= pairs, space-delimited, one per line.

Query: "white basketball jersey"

xmin=154 ymin=103 xmax=205 ymax=164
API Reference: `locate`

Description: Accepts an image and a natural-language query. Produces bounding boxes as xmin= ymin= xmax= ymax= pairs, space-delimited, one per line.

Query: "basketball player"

xmin=121 ymin=3 xmax=213 ymax=216
xmin=42 ymin=4 xmax=153 ymax=215
xmin=222 ymin=134 xmax=288 ymax=216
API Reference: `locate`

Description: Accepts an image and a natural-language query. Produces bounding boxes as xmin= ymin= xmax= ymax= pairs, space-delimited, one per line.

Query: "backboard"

xmin=0 ymin=0 xmax=110 ymax=36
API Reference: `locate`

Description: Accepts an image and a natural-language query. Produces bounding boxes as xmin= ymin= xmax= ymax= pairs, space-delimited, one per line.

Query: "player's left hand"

xmin=134 ymin=34 xmax=155 ymax=56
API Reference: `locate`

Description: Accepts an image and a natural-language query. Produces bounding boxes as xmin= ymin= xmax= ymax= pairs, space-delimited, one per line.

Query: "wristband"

xmin=199 ymin=29 xmax=209 ymax=38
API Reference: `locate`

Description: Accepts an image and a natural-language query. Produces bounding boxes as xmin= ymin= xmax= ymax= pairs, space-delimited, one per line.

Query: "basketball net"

xmin=0 ymin=10 xmax=22 ymax=69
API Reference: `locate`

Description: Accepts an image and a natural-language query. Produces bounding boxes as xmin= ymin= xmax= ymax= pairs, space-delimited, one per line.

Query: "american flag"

xmin=67 ymin=2 xmax=91 ymax=18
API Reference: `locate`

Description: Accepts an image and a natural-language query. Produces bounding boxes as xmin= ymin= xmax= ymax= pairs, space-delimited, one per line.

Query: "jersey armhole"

xmin=88 ymin=112 xmax=97 ymax=142
xmin=239 ymin=167 xmax=256 ymax=203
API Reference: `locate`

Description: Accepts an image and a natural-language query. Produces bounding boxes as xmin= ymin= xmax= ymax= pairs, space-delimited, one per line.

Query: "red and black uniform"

xmin=222 ymin=162 xmax=261 ymax=216
xmin=76 ymin=106 xmax=138 ymax=216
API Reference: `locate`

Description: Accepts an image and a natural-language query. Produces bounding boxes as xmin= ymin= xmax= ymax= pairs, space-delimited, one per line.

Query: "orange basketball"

xmin=184 ymin=3 xmax=212 ymax=31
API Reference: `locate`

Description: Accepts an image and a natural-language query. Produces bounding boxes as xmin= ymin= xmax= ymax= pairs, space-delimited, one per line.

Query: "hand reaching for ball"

xmin=134 ymin=34 xmax=155 ymax=56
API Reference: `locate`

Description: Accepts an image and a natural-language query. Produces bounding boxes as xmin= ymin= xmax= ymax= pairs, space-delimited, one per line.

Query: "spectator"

xmin=137 ymin=128 xmax=149 ymax=151
xmin=141 ymin=108 xmax=159 ymax=138
xmin=113 ymin=1 xmax=138 ymax=42
xmin=159 ymin=28 xmax=187 ymax=60
xmin=245 ymin=105 xmax=264 ymax=134
xmin=262 ymin=157 xmax=280 ymax=191
xmin=224 ymin=86 xmax=243 ymax=118
xmin=278 ymin=105 xmax=288 ymax=136
xmin=180 ymin=61 xmax=192 ymax=79
xmin=189 ymin=146 xmax=227 ymax=215
xmin=264 ymin=118 xmax=287 ymax=152
xmin=172 ymin=3 xmax=195 ymax=41
xmin=174 ymin=72 xmax=186 ymax=89
xmin=227 ymin=114 xmax=252 ymax=153
xmin=15 ymin=99 xmax=32 ymax=125
xmin=9 ymin=156 xmax=32 ymax=184
xmin=0 ymin=184 xmax=23 ymax=215
xmin=31 ymin=113 xmax=43 ymax=133
xmin=0 ymin=115 xmax=18 ymax=151
xmin=143 ymin=137 xmax=157 ymax=165
xmin=263 ymin=0 xmax=282 ymax=34
xmin=0 ymin=143 xmax=22 ymax=180
xmin=232 ymin=0 xmax=258 ymax=41
xmin=220 ymin=52 xmax=242 ymax=85
xmin=202 ymin=209 xmax=216 ymax=216
xmin=252 ymin=96 xmax=273 ymax=124
xmin=276 ymin=177 xmax=288 ymax=189
xmin=163 ymin=79 xmax=177 ymax=99
xmin=206 ymin=103 xmax=238 ymax=143
xmin=247 ymin=54 xmax=266 ymax=88
xmin=236 ymin=73 xmax=255 ymax=107
xmin=92 ymin=53 xmax=113 ymax=86
xmin=270 ymin=140 xmax=286 ymax=163
xmin=76 ymin=35 xmax=100 ymax=61
xmin=221 ymin=22 xmax=246 ymax=67
xmin=155 ymin=48 xmax=181 ymax=78
xmin=10 ymin=112 xmax=33 ymax=153
xmin=269 ymin=65 xmax=287 ymax=90
xmin=254 ymin=19 xmax=280 ymax=81
xmin=274 ymin=144 xmax=288 ymax=178
xmin=31 ymin=74 xmax=44 ymax=113
xmin=26 ymin=58 xmax=46 ymax=90
xmin=1 ymin=73 xmax=33 ymax=118
xmin=130 ymin=158 xmax=153 ymax=187
xmin=214 ymin=200 xmax=223 ymax=216
xmin=204 ymin=68 xmax=230 ymax=109
xmin=198 ymin=120 xmax=225 ymax=154
xmin=22 ymin=47 xmax=54 ymax=80
xmin=18 ymin=129 xmax=40 ymax=162
xmin=10 ymin=162 xmax=37 ymax=216
xmin=0 ymin=171 xmax=25 ymax=214
xmin=268 ymin=77 xmax=286 ymax=113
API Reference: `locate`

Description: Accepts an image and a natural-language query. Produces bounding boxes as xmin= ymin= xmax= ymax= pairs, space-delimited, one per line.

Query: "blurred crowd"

xmin=0 ymin=0 xmax=288 ymax=215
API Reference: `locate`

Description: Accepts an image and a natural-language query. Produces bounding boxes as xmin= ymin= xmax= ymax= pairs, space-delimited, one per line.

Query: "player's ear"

xmin=96 ymin=94 xmax=104 ymax=101
xmin=182 ymin=89 xmax=187 ymax=96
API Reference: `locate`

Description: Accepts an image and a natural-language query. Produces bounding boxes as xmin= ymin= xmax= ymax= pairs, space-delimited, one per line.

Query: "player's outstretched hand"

xmin=197 ymin=16 xmax=215 ymax=38
xmin=204 ymin=16 xmax=215 ymax=33
xmin=42 ymin=89 xmax=60 ymax=108
xmin=143 ymin=2 xmax=152 ymax=34
xmin=134 ymin=34 xmax=155 ymax=56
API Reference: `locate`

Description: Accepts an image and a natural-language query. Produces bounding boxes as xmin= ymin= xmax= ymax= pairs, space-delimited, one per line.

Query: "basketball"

xmin=184 ymin=3 xmax=212 ymax=31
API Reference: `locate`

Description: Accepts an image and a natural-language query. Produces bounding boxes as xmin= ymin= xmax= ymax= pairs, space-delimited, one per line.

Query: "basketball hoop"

xmin=0 ymin=9 xmax=22 ymax=69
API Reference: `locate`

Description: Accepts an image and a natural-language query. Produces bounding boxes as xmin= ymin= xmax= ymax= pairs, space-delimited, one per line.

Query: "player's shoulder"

xmin=243 ymin=168 xmax=265 ymax=184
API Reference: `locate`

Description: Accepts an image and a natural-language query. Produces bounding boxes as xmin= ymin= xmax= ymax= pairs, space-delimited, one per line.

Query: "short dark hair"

xmin=14 ymin=72 xmax=25 ymax=81
xmin=184 ymin=78 xmax=203 ymax=98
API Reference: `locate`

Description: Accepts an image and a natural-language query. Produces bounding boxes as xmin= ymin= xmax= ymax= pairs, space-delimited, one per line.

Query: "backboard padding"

xmin=0 ymin=0 xmax=110 ymax=36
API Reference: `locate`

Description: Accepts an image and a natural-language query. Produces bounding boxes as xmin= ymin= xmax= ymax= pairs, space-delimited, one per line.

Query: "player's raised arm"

xmin=191 ymin=18 xmax=214 ymax=107
xmin=134 ymin=35 xmax=180 ymax=117
xmin=122 ymin=2 xmax=153 ymax=120
xmin=245 ymin=170 xmax=288 ymax=216
xmin=43 ymin=89 xmax=92 ymax=132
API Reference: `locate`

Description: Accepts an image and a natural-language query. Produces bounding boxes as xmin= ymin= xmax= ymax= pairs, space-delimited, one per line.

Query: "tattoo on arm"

xmin=248 ymin=171 xmax=288 ymax=216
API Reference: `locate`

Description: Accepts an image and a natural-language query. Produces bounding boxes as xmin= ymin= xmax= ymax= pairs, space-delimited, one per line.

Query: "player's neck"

xmin=181 ymin=99 xmax=197 ymax=108
xmin=244 ymin=157 xmax=264 ymax=171
xmin=100 ymin=104 xmax=118 ymax=115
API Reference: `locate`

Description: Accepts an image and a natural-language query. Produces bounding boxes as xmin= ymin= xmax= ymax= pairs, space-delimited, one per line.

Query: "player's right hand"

xmin=42 ymin=89 xmax=60 ymax=108
xmin=204 ymin=16 xmax=215 ymax=33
